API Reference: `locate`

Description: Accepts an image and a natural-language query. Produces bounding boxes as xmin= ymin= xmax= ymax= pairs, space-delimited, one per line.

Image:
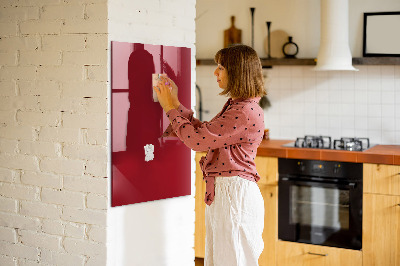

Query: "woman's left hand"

xmin=153 ymin=77 xmax=175 ymax=113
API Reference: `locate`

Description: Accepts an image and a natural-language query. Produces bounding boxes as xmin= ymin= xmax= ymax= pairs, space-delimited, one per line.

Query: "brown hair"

xmin=214 ymin=44 xmax=266 ymax=99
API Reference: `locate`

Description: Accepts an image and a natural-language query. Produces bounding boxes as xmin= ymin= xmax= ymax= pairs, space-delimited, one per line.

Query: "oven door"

xmin=278 ymin=176 xmax=362 ymax=250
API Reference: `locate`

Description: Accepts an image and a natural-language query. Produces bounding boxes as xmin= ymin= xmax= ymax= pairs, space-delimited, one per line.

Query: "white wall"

xmin=107 ymin=1 xmax=197 ymax=266
xmin=196 ymin=0 xmax=400 ymax=145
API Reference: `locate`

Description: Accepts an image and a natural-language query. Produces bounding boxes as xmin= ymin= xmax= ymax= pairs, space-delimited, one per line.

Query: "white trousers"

xmin=205 ymin=176 xmax=265 ymax=266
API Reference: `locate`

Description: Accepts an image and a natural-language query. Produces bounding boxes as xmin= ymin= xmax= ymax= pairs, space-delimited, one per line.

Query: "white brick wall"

xmin=0 ymin=0 xmax=108 ymax=265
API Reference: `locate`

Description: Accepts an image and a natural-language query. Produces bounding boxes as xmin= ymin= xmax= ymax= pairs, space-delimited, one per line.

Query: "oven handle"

xmin=280 ymin=177 xmax=357 ymax=189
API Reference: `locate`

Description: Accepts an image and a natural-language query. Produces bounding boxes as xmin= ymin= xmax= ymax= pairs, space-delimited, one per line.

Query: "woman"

xmin=154 ymin=44 xmax=266 ymax=266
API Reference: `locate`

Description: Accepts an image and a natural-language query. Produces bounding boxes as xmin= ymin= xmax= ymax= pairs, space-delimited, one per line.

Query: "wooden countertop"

xmin=256 ymin=139 xmax=400 ymax=165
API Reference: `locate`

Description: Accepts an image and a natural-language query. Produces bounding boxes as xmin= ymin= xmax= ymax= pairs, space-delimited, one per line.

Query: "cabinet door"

xmin=363 ymin=193 xmax=400 ymax=266
xmin=259 ymin=185 xmax=278 ymax=266
xmin=277 ymin=241 xmax=362 ymax=266
xmin=195 ymin=152 xmax=207 ymax=258
xmin=255 ymin=156 xmax=278 ymax=186
xmin=364 ymin=164 xmax=400 ymax=196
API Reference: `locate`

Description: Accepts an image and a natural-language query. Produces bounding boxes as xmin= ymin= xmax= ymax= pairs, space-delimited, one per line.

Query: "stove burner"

xmin=295 ymin=135 xmax=332 ymax=149
xmin=333 ymin=137 xmax=370 ymax=151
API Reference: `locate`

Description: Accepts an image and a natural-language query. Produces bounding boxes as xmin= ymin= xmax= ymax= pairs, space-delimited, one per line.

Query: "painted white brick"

xmin=0 ymin=138 xmax=18 ymax=154
xmin=38 ymin=96 xmax=84 ymax=113
xmin=19 ymin=141 xmax=58 ymax=157
xmin=0 ymin=110 xmax=15 ymax=124
xmin=63 ymin=113 xmax=107 ymax=129
xmin=41 ymin=4 xmax=84 ymax=20
xmin=63 ymin=144 xmax=106 ymax=161
xmin=84 ymin=160 xmax=107 ymax=178
xmin=0 ymin=255 xmax=16 ymax=266
xmin=0 ymin=126 xmax=34 ymax=141
xmin=85 ymin=3 xmax=108 ymax=20
xmin=61 ymin=207 xmax=106 ymax=226
xmin=0 ymin=168 xmax=15 ymax=183
xmin=17 ymin=111 xmax=60 ymax=127
xmin=40 ymin=157 xmax=85 ymax=176
xmin=86 ymin=193 xmax=107 ymax=210
xmin=64 ymin=175 xmax=107 ymax=194
xmin=85 ymin=65 xmax=107 ymax=81
xmin=0 ymin=241 xmax=39 ymax=261
xmin=5 ymin=96 xmax=40 ymax=112
xmin=19 ymin=230 xmax=61 ymax=251
xmin=37 ymin=66 xmax=84 ymax=82
xmin=84 ymin=98 xmax=108 ymax=114
xmin=87 ymin=225 xmax=105 ymax=243
xmin=0 ymin=226 xmax=17 ymax=243
xmin=40 ymin=249 xmax=85 ymax=266
xmin=0 ymin=154 xmax=39 ymax=171
xmin=0 ymin=196 xmax=17 ymax=213
xmin=85 ymin=34 xmax=108 ymax=52
xmin=0 ymin=212 xmax=41 ymax=231
xmin=18 ymin=80 xmax=61 ymax=97
xmin=0 ymin=51 xmax=17 ymax=65
xmin=0 ymin=66 xmax=36 ymax=81
xmin=18 ymin=259 xmax=42 ymax=266
xmin=21 ymin=171 xmax=62 ymax=189
xmin=85 ymin=129 xmax=107 ymax=145
xmin=41 ymin=188 xmax=85 ymax=208
xmin=64 ymin=222 xmax=85 ymax=239
xmin=20 ymin=21 xmax=61 ymax=35
xmin=0 ymin=36 xmax=40 ymax=52
xmin=20 ymin=200 xmax=61 ymax=219
xmin=5 ymin=0 xmax=62 ymax=6
xmin=63 ymin=237 xmax=106 ymax=257
xmin=38 ymin=127 xmax=80 ymax=143
xmin=62 ymin=19 xmax=107 ymax=34
xmin=0 ymin=7 xmax=39 ymax=22
xmin=0 ymin=183 xmax=38 ymax=201
xmin=42 ymin=34 xmax=85 ymax=51
xmin=86 ymin=254 xmax=106 ymax=266
xmin=63 ymin=50 xmax=107 ymax=65
xmin=0 ymin=81 xmax=16 ymax=97
xmin=61 ymin=81 xmax=107 ymax=98
xmin=19 ymin=51 xmax=62 ymax=66
xmin=42 ymin=219 xmax=64 ymax=236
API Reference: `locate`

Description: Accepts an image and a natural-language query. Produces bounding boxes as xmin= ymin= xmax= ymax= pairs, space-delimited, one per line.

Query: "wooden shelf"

xmin=196 ymin=57 xmax=400 ymax=67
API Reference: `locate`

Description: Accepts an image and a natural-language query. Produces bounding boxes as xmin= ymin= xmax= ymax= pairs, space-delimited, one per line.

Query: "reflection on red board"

xmin=111 ymin=41 xmax=191 ymax=207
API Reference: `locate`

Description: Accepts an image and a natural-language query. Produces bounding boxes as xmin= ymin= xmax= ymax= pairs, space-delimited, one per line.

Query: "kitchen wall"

xmin=196 ymin=0 xmax=400 ymax=144
xmin=0 ymin=0 xmax=108 ymax=265
xmin=107 ymin=0 xmax=196 ymax=266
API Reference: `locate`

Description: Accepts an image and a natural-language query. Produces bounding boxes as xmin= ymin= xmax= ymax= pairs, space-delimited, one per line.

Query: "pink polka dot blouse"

xmin=163 ymin=97 xmax=265 ymax=205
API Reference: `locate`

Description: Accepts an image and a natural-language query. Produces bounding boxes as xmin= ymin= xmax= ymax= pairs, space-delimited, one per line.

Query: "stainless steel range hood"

xmin=314 ymin=0 xmax=358 ymax=71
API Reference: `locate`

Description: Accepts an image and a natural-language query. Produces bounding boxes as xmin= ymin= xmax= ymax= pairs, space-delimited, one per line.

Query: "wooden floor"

xmin=195 ymin=257 xmax=204 ymax=266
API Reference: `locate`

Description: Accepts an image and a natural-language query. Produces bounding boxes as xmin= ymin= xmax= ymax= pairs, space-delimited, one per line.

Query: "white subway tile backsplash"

xmin=197 ymin=65 xmax=400 ymax=144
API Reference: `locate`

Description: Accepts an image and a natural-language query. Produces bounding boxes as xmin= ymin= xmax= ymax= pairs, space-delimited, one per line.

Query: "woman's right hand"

xmin=160 ymin=76 xmax=180 ymax=109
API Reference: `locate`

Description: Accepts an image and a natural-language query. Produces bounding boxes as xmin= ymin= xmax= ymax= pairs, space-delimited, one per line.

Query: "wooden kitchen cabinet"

xmin=364 ymin=163 xmax=400 ymax=196
xmin=258 ymin=184 xmax=278 ymax=266
xmin=276 ymin=241 xmax=362 ymax=266
xmin=255 ymin=156 xmax=278 ymax=186
xmin=363 ymin=163 xmax=400 ymax=266
xmin=195 ymin=152 xmax=207 ymax=258
xmin=363 ymin=193 xmax=400 ymax=266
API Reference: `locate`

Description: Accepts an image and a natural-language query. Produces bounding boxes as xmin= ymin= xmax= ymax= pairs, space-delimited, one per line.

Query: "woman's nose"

xmin=214 ymin=69 xmax=218 ymax=76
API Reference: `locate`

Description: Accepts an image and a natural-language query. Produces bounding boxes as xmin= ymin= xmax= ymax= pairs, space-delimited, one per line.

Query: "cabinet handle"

xmin=397 ymin=204 xmax=400 ymax=207
xmin=307 ymin=252 xmax=328 ymax=256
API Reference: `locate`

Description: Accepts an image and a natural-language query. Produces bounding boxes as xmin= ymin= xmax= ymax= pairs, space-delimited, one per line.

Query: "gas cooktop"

xmin=282 ymin=135 xmax=375 ymax=151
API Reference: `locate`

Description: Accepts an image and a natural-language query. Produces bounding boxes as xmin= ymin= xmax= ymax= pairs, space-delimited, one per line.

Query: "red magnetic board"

xmin=111 ymin=41 xmax=191 ymax=207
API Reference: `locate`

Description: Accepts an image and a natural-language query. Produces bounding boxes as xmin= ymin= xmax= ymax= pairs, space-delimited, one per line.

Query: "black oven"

xmin=278 ymin=158 xmax=363 ymax=250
